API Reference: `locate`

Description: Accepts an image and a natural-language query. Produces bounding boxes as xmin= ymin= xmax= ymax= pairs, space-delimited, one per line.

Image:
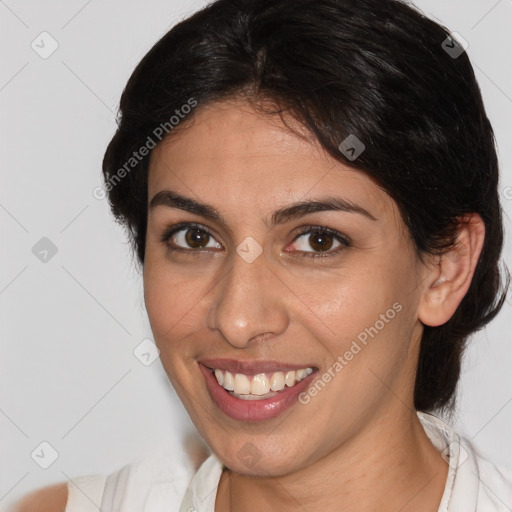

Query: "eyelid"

xmin=159 ymin=221 xmax=223 ymax=249
xmin=287 ymin=225 xmax=351 ymax=258
xmin=159 ymin=222 xmax=351 ymax=257
xmin=292 ymin=225 xmax=351 ymax=245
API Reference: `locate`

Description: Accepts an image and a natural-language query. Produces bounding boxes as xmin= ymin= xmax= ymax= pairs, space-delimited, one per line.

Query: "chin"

xmin=207 ymin=436 xmax=312 ymax=477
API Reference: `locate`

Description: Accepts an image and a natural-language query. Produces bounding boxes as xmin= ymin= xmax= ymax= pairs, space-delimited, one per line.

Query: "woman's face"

xmin=144 ymin=98 xmax=431 ymax=476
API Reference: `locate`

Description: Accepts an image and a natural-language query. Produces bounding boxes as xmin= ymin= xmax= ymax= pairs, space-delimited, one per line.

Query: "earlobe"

xmin=418 ymin=213 xmax=485 ymax=327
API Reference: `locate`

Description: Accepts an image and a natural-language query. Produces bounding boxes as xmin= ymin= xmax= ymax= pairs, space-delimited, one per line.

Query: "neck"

xmin=215 ymin=409 xmax=449 ymax=512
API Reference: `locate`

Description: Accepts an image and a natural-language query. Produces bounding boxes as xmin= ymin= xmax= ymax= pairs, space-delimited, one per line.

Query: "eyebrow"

xmin=149 ymin=189 xmax=377 ymax=227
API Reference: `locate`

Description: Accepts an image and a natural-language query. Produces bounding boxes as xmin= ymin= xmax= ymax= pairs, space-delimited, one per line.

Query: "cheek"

xmin=302 ymin=264 xmax=388 ymax=332
xmin=304 ymin=258 xmax=414 ymax=366
xmin=143 ymin=258 xmax=209 ymax=348
xmin=143 ymin=264 xmax=209 ymax=396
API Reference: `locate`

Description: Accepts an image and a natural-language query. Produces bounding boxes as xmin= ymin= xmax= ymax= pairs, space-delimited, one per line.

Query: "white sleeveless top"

xmin=64 ymin=412 xmax=512 ymax=511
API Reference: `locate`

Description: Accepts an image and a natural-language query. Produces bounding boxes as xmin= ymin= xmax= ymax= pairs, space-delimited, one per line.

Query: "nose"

xmin=207 ymin=249 xmax=289 ymax=349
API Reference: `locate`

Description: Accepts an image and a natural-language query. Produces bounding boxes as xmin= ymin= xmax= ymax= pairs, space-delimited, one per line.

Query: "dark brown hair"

xmin=102 ymin=0 xmax=509 ymax=414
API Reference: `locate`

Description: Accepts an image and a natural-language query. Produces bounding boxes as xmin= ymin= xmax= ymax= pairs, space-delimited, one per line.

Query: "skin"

xmin=10 ymin=482 xmax=67 ymax=512
xmin=143 ymin=97 xmax=485 ymax=512
xmin=10 ymin=437 xmax=209 ymax=512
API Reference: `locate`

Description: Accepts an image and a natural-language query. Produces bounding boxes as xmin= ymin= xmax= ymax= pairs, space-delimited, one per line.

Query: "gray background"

xmin=1 ymin=0 xmax=511 ymax=508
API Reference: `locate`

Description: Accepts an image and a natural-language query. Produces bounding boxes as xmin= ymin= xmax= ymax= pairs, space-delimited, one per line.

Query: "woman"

xmin=18 ymin=0 xmax=511 ymax=510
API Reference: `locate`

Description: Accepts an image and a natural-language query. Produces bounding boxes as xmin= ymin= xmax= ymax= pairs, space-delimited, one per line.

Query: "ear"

xmin=418 ymin=213 xmax=485 ymax=327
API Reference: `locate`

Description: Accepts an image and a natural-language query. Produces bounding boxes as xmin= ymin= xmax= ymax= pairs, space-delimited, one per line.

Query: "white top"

xmin=65 ymin=412 xmax=512 ymax=512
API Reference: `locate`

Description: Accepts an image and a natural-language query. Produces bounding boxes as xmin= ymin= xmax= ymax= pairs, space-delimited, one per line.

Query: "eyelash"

xmin=159 ymin=222 xmax=351 ymax=259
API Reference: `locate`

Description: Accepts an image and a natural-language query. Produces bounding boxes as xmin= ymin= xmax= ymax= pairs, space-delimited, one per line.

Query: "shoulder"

xmin=417 ymin=411 xmax=512 ymax=510
xmin=99 ymin=442 xmax=202 ymax=511
xmin=473 ymin=452 xmax=512 ymax=510
xmin=8 ymin=482 xmax=68 ymax=512
xmin=452 ymin=432 xmax=512 ymax=510
xmin=9 ymin=475 xmax=107 ymax=512
xmin=9 ymin=435 xmax=209 ymax=512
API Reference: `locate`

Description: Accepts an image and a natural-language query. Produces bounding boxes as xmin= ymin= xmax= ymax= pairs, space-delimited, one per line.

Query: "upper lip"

xmin=199 ymin=358 xmax=317 ymax=374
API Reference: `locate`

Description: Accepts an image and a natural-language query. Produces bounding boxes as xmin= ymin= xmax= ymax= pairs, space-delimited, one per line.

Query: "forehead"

xmin=147 ymin=99 xmax=392 ymax=220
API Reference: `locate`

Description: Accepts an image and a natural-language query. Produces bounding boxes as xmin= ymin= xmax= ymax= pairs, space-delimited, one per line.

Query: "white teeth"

xmin=295 ymin=369 xmax=307 ymax=380
xmin=270 ymin=372 xmax=285 ymax=391
xmin=233 ymin=373 xmax=251 ymax=394
xmin=214 ymin=369 xmax=224 ymax=386
xmin=250 ymin=373 xmax=270 ymax=395
xmin=223 ymin=371 xmax=234 ymax=391
xmin=285 ymin=371 xmax=296 ymax=387
xmin=232 ymin=391 xmax=280 ymax=400
xmin=296 ymin=368 xmax=313 ymax=380
xmin=213 ymin=367 xmax=314 ymax=396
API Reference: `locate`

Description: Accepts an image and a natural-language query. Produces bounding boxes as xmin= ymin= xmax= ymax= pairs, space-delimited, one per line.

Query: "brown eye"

xmin=289 ymin=227 xmax=350 ymax=257
xmin=163 ymin=224 xmax=222 ymax=251
xmin=308 ymin=231 xmax=334 ymax=252
xmin=185 ymin=228 xmax=211 ymax=248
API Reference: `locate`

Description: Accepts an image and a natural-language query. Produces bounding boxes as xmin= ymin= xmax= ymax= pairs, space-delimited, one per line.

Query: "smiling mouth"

xmin=198 ymin=361 xmax=319 ymax=421
xmin=210 ymin=367 xmax=315 ymax=400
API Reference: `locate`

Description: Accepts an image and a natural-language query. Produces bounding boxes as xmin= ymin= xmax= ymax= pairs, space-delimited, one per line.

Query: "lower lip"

xmin=199 ymin=363 xmax=317 ymax=422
